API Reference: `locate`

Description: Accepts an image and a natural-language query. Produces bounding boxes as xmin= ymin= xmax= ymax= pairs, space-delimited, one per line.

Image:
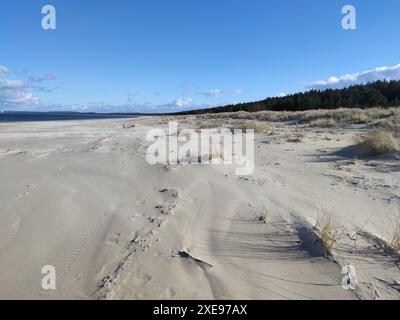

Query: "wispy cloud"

xmin=173 ymin=97 xmax=193 ymax=107
xmin=5 ymin=95 xmax=216 ymax=113
xmin=3 ymin=92 xmax=40 ymax=106
xmin=33 ymin=86 xmax=55 ymax=93
xmin=29 ymin=74 xmax=57 ymax=83
xmin=39 ymin=97 xmax=200 ymax=113
xmin=308 ymin=63 xmax=400 ymax=90
xmin=0 ymin=65 xmax=40 ymax=108
xmin=182 ymin=84 xmax=195 ymax=91
xmin=197 ymin=89 xmax=222 ymax=97
xmin=0 ymin=65 xmax=9 ymax=74
xmin=197 ymin=88 xmax=243 ymax=98
xmin=0 ymin=78 xmax=25 ymax=90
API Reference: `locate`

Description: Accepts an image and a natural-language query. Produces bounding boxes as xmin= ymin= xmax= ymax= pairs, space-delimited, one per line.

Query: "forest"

xmin=177 ymin=80 xmax=400 ymax=115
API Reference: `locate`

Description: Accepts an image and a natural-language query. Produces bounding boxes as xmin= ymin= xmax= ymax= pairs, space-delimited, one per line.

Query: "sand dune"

xmin=0 ymin=117 xmax=399 ymax=299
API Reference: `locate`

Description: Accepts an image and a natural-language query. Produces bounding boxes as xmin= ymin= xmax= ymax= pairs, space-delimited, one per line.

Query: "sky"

xmin=1 ymin=0 xmax=400 ymax=113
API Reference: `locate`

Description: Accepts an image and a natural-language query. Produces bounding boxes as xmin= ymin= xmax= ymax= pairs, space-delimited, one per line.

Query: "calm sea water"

xmin=0 ymin=112 xmax=140 ymax=123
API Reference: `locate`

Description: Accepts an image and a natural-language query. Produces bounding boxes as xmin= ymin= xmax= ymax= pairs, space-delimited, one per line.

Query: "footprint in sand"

xmin=163 ymin=288 xmax=176 ymax=299
xmin=0 ymin=216 xmax=21 ymax=249
xmin=135 ymin=199 xmax=146 ymax=206
xmin=132 ymin=273 xmax=152 ymax=287
xmin=18 ymin=192 xmax=29 ymax=198
xmin=131 ymin=213 xmax=146 ymax=222
xmin=155 ymin=188 xmax=180 ymax=215
xmin=106 ymin=233 xmax=122 ymax=245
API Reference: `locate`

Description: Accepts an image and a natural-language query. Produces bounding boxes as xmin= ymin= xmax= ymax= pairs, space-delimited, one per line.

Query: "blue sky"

xmin=1 ymin=0 xmax=400 ymax=113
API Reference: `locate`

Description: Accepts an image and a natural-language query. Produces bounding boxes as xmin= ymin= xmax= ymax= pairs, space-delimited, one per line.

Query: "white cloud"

xmin=0 ymin=78 xmax=25 ymax=90
xmin=308 ymin=63 xmax=400 ymax=90
xmin=0 ymin=64 xmax=40 ymax=108
xmin=0 ymin=65 xmax=9 ymax=74
xmin=0 ymin=87 xmax=40 ymax=107
xmin=3 ymin=92 xmax=40 ymax=106
xmin=174 ymin=97 xmax=193 ymax=107
xmin=276 ymin=92 xmax=286 ymax=97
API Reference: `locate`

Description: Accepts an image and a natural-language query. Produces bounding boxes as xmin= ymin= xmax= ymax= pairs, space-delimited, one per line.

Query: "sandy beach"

xmin=0 ymin=114 xmax=399 ymax=300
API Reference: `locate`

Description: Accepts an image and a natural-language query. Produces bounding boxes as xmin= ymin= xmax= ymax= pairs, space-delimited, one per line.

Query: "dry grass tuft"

xmin=262 ymin=208 xmax=270 ymax=224
xmin=235 ymin=120 xmax=273 ymax=134
xmin=255 ymin=207 xmax=269 ymax=224
xmin=378 ymin=116 xmax=400 ymax=137
xmin=355 ymin=129 xmax=397 ymax=156
xmin=288 ymin=132 xmax=306 ymax=143
xmin=208 ymin=150 xmax=225 ymax=163
xmin=307 ymin=118 xmax=338 ymax=128
xmin=313 ymin=208 xmax=339 ymax=256
xmin=122 ymin=123 xmax=136 ymax=129
xmin=196 ymin=120 xmax=224 ymax=130
xmin=385 ymin=206 xmax=400 ymax=254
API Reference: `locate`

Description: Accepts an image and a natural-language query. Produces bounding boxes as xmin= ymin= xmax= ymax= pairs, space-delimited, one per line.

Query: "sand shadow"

xmin=206 ymin=219 xmax=325 ymax=261
xmin=304 ymin=143 xmax=399 ymax=171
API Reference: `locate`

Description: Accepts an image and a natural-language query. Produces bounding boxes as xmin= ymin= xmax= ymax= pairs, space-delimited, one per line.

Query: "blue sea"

xmin=0 ymin=112 xmax=141 ymax=123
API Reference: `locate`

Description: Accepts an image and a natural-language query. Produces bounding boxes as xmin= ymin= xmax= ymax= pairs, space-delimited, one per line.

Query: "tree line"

xmin=176 ymin=80 xmax=400 ymax=115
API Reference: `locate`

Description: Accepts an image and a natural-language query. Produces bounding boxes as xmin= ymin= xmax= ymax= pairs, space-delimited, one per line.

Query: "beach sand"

xmin=0 ymin=116 xmax=399 ymax=300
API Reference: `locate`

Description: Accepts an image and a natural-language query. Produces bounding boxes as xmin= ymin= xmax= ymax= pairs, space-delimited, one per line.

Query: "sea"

xmin=0 ymin=112 xmax=141 ymax=123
